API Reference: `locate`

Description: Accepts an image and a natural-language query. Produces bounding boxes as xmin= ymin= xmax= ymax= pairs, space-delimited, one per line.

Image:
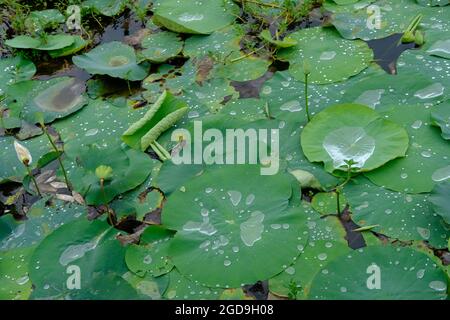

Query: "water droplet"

xmin=340 ymin=286 xmax=347 ymax=293
xmin=16 ymin=275 xmax=29 ymax=285
xmin=401 ymin=173 xmax=408 ymax=179
xmin=354 ymin=89 xmax=385 ymax=109
xmin=245 ymin=194 xmax=255 ymax=206
xmin=429 ymin=280 xmax=447 ymax=292
xmin=417 ymin=227 xmax=430 ymax=240
xmin=320 ymin=51 xmax=337 ymax=60
xmin=240 ymin=211 xmax=264 ymax=247
xmin=228 ymin=190 xmax=242 ymax=206
xmin=261 ymin=86 xmax=272 ymax=95
xmin=318 ymin=253 xmax=327 ymax=261
xmin=285 ymin=266 xmax=295 ymax=275
xmin=421 ymin=150 xmax=432 ymax=158
xmin=416 ymin=269 xmax=425 ymax=279
xmin=143 ymin=254 xmax=152 ymax=265
xmin=280 ymin=100 xmax=302 ymax=112
xmin=431 ymin=165 xmax=450 ymax=182
xmin=411 ymin=120 xmax=423 ymax=129
xmin=178 ymin=13 xmax=204 ymax=22
xmin=414 ymin=83 xmax=444 ymax=99
xmin=85 ymin=128 xmax=98 ymax=136
xmin=224 ymin=260 xmax=231 ymax=267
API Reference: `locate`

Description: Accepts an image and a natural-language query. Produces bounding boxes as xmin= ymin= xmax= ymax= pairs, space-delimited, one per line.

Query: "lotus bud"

xmin=303 ymin=60 xmax=311 ymax=75
xmin=95 ymin=165 xmax=113 ymax=181
xmin=401 ymin=31 xmax=415 ymax=43
xmin=414 ymin=30 xmax=424 ymax=46
xmin=14 ymin=140 xmax=32 ymax=166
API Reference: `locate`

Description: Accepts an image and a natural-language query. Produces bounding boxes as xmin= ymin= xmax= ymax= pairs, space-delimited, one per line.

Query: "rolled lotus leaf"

xmin=122 ymin=90 xmax=188 ymax=151
xmin=72 ymin=41 xmax=148 ymax=80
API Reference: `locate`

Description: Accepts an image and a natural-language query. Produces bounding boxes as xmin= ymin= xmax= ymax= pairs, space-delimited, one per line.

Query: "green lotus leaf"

xmin=25 ymin=9 xmax=65 ymax=33
xmin=141 ymin=31 xmax=183 ymax=63
xmin=344 ymin=177 xmax=449 ymax=248
xmin=163 ymin=165 xmax=309 ymax=287
xmin=53 ymin=98 xmax=148 ymax=157
xmin=429 ymin=181 xmax=450 ymax=225
xmin=342 ymin=69 xmax=446 ymax=109
xmin=152 ymin=0 xmax=239 ymax=34
xmin=5 ymin=34 xmax=75 ymax=51
xmin=277 ymin=27 xmax=373 ymax=84
xmin=125 ymin=226 xmax=175 ymax=277
xmin=122 ymin=90 xmax=188 ymax=151
xmin=28 ymin=218 xmax=136 ymax=299
xmin=260 ymin=30 xmax=298 ymax=48
xmin=365 ymin=104 xmax=450 ymax=193
xmin=1 ymin=199 xmax=87 ymax=251
xmin=308 ymin=245 xmax=448 ymax=299
xmin=0 ymin=56 xmax=36 ymax=96
xmin=66 ymin=144 xmax=154 ymax=205
xmin=300 ymin=103 xmax=409 ymax=173
xmin=7 ymin=77 xmax=88 ymax=124
xmin=73 ymin=41 xmax=148 ymax=80
xmin=82 ymin=0 xmax=127 ymax=16
xmin=0 ymin=246 xmax=35 ymax=300
xmin=48 ymin=36 xmax=90 ymax=58
xmin=269 ymin=240 xmax=351 ymax=299
xmin=431 ymin=101 xmax=450 ymax=140
xmin=325 ymin=0 xmax=449 ymax=41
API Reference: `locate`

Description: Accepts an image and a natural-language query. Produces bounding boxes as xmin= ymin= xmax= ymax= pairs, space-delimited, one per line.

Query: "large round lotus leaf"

xmin=0 ymin=246 xmax=34 ymax=300
xmin=66 ymin=144 xmax=154 ymax=205
xmin=28 ymin=219 xmax=131 ymax=299
xmin=73 ymin=41 xmax=148 ymax=80
xmin=308 ymin=245 xmax=448 ymax=299
xmin=5 ymin=34 xmax=74 ymax=50
xmin=0 ymin=56 xmax=36 ymax=96
xmin=344 ymin=177 xmax=449 ymax=248
xmin=152 ymin=0 xmax=239 ymax=34
xmin=429 ymin=181 xmax=450 ymax=225
xmin=82 ymin=0 xmax=127 ymax=16
xmin=123 ymin=271 xmax=169 ymax=300
xmin=325 ymin=0 xmax=449 ymax=41
xmin=269 ymin=241 xmax=352 ymax=299
xmin=125 ymin=226 xmax=175 ymax=277
xmin=1 ymin=199 xmax=87 ymax=251
xmin=183 ymin=26 xmax=242 ymax=58
xmin=53 ymin=98 xmax=147 ymax=157
xmin=431 ymin=101 xmax=450 ymax=140
xmin=300 ymin=104 xmax=409 ymax=173
xmin=141 ymin=31 xmax=183 ymax=63
xmin=164 ymin=269 xmax=222 ymax=299
xmin=0 ymin=135 xmax=49 ymax=183
xmin=365 ymin=104 xmax=450 ymax=193
xmin=163 ymin=165 xmax=309 ymax=287
xmin=277 ymin=27 xmax=373 ymax=84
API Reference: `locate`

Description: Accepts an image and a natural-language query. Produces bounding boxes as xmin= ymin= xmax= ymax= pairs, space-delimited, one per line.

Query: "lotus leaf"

xmin=300 ymin=104 xmax=409 ymax=172
xmin=73 ymin=41 xmax=148 ymax=80
xmin=5 ymin=34 xmax=75 ymax=51
xmin=152 ymin=0 xmax=239 ymax=34
xmin=365 ymin=104 xmax=450 ymax=193
xmin=308 ymin=245 xmax=448 ymax=299
xmin=141 ymin=32 xmax=183 ymax=63
xmin=278 ymin=27 xmax=373 ymax=84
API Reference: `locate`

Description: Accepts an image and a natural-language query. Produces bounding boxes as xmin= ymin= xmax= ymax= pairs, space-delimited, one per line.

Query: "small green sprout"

xmin=303 ymin=60 xmax=311 ymax=122
xmin=96 ymin=165 xmax=115 ymax=226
